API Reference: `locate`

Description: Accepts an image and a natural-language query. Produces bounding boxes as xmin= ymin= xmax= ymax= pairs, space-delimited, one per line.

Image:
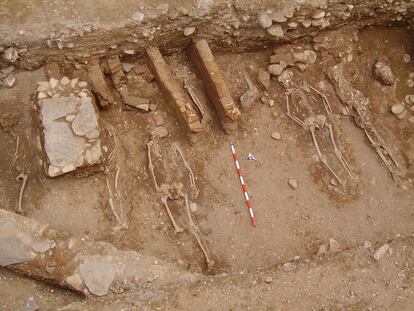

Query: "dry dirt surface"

xmin=1 ymin=13 xmax=414 ymax=311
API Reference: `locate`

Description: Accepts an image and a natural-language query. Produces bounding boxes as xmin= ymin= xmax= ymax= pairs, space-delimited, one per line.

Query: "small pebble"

xmin=264 ymin=276 xmax=273 ymax=284
xmin=288 ymin=178 xmax=298 ymax=190
xmin=391 ymin=103 xmax=405 ymax=115
xmin=271 ymin=132 xmax=281 ymax=140
xmin=183 ymin=27 xmax=196 ymax=36
xmin=403 ymin=54 xmax=411 ymax=63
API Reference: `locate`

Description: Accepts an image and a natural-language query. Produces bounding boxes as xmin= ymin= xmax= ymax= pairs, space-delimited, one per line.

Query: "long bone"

xmin=309 ymin=123 xmax=344 ymax=185
xmin=182 ymin=192 xmax=215 ymax=272
xmin=172 ymin=143 xmax=199 ymax=199
xmin=160 ymin=194 xmax=184 ymax=234
xmin=15 ymin=170 xmax=28 ymax=214
xmin=326 ymin=122 xmax=353 ymax=177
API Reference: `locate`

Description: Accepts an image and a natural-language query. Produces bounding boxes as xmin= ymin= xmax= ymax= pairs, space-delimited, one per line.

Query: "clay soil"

xmin=1 ymin=26 xmax=414 ymax=310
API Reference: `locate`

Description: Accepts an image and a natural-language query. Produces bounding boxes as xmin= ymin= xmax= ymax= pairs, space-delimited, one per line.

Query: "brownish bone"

xmin=188 ymin=39 xmax=241 ymax=131
xmin=87 ymin=57 xmax=115 ymax=108
xmin=145 ymin=46 xmax=203 ymax=134
xmin=0 ymin=209 xmax=198 ymax=296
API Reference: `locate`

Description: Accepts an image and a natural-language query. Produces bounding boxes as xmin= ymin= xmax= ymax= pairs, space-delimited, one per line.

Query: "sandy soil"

xmin=0 ymin=25 xmax=414 ymax=310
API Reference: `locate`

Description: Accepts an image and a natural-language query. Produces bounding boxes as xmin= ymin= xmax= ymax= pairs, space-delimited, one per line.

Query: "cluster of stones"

xmin=268 ymin=46 xmax=317 ymax=77
xmin=391 ymin=95 xmax=414 ymax=123
xmin=257 ymin=4 xmax=343 ymax=39
xmin=37 ymin=77 xmax=103 ymax=177
xmin=1 ymin=47 xmax=19 ymax=88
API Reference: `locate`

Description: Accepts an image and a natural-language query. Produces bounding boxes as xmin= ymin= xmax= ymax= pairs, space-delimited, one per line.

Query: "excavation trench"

xmin=1 ymin=0 xmax=414 ymax=309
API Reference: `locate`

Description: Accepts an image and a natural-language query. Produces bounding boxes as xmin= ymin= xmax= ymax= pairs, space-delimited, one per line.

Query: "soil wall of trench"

xmin=1 ymin=0 xmax=414 ymax=70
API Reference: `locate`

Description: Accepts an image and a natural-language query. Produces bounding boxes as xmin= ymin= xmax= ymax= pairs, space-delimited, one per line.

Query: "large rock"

xmin=79 ymin=258 xmax=116 ymax=296
xmin=373 ymin=57 xmax=395 ymax=86
xmin=39 ymin=96 xmax=102 ymax=177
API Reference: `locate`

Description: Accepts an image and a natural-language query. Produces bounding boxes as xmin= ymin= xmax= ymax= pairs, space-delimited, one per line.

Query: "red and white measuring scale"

xmin=230 ymin=143 xmax=257 ymax=226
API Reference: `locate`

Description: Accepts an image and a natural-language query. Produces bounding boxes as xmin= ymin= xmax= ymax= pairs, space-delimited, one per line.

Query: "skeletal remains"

xmin=326 ymin=64 xmax=405 ymax=183
xmin=279 ymin=71 xmax=353 ymax=187
xmin=104 ymin=125 xmax=128 ymax=230
xmin=147 ymin=140 xmax=215 ymax=273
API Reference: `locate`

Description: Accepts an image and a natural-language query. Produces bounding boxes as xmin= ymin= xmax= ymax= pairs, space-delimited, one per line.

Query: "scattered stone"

xmin=267 ymin=24 xmax=284 ymax=38
xmin=2 ymin=47 xmax=18 ymax=62
xmin=149 ymin=103 xmax=157 ymax=111
xmin=373 ymin=244 xmax=390 ymax=261
xmin=132 ymin=11 xmax=144 ymax=22
xmin=329 ymin=238 xmax=341 ymax=252
xmin=404 ymin=95 xmax=414 ymax=105
xmin=190 ymin=202 xmax=198 ymax=213
xmin=293 ymin=51 xmax=308 ymax=63
xmin=312 ymin=10 xmax=326 ymax=19
xmin=122 ymin=63 xmax=135 ymax=73
xmin=31 ymin=240 xmax=51 ymax=253
xmin=403 ymin=54 xmax=411 ymax=63
xmin=409 ymin=116 xmax=414 ymax=123
xmin=66 ymin=274 xmax=84 ymax=292
xmin=2 ymin=74 xmax=15 ymax=88
xmin=183 ymin=27 xmax=196 ymax=36
xmin=282 ymin=262 xmax=295 ymax=272
xmin=0 ymin=65 xmax=14 ymax=76
xmin=261 ymin=95 xmax=274 ymax=107
xmin=271 ymin=132 xmax=281 ymax=140
xmin=257 ymin=69 xmax=270 ymax=89
xmin=79 ymin=258 xmax=116 ymax=296
xmin=407 ymin=79 xmax=414 ymax=88
xmin=268 ymin=63 xmax=285 ymax=76
xmin=37 ymin=92 xmax=47 ymax=99
xmin=264 ymin=276 xmax=273 ymax=284
xmin=302 ymin=19 xmax=312 ymax=28
xmin=363 ymin=241 xmax=372 ymax=249
xmin=78 ymin=81 xmax=88 ymax=88
xmin=26 ymin=297 xmax=39 ymax=311
xmin=288 ymin=22 xmax=298 ymax=29
xmin=391 ymin=103 xmax=407 ymax=119
xmin=305 ymin=50 xmax=317 ymax=64
xmin=373 ymin=57 xmax=395 ymax=85
xmin=123 ymin=49 xmax=135 ymax=55
xmin=50 ymin=78 xmax=59 ymax=89
xmin=60 ymin=76 xmax=70 ymax=85
xmin=288 ymin=178 xmax=298 ymax=190
xmin=257 ymin=12 xmax=272 ymax=29
xmin=317 ymin=243 xmax=329 ymax=256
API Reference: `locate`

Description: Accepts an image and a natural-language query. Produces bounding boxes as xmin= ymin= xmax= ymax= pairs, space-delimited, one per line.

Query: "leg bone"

xmin=310 ymin=127 xmax=344 ymax=186
xmin=326 ymin=122 xmax=353 ymax=177
xmin=147 ymin=142 xmax=160 ymax=192
xmin=161 ymin=197 xmax=184 ymax=234
xmin=182 ymin=193 xmax=215 ymax=273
